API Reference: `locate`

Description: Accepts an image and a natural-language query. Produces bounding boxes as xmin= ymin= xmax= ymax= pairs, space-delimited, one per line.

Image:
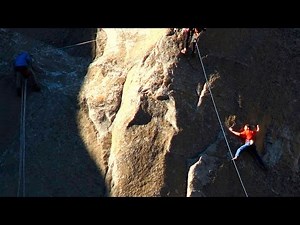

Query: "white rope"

xmin=17 ymin=78 xmax=27 ymax=197
xmin=195 ymin=42 xmax=249 ymax=197
xmin=22 ymin=79 xmax=27 ymax=196
xmin=17 ymin=88 xmax=23 ymax=197
xmin=58 ymin=39 xmax=96 ymax=50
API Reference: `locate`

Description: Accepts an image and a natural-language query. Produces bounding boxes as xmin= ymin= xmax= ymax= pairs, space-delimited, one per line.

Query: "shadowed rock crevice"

xmin=127 ymin=101 xmax=152 ymax=127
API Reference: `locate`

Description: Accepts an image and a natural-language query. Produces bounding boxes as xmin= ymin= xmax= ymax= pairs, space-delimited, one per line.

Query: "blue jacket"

xmin=15 ymin=52 xmax=32 ymax=67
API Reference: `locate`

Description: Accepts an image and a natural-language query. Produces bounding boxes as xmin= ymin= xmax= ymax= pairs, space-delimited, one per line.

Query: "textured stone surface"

xmin=1 ymin=28 xmax=299 ymax=197
xmin=79 ymin=28 xmax=300 ymax=197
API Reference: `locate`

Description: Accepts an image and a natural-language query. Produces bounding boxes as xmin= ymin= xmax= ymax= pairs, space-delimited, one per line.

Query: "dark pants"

xmin=246 ymin=144 xmax=268 ymax=171
xmin=15 ymin=66 xmax=40 ymax=95
xmin=191 ymin=35 xmax=200 ymax=54
xmin=183 ymin=28 xmax=194 ymax=50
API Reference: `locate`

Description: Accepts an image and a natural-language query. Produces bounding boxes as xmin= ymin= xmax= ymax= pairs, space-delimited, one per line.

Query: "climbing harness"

xmin=195 ymin=42 xmax=249 ymax=197
xmin=17 ymin=77 xmax=27 ymax=197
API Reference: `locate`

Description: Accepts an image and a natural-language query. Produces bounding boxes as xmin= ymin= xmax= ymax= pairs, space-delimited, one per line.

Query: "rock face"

xmin=78 ymin=29 xmax=178 ymax=196
xmin=1 ymin=28 xmax=299 ymax=197
xmin=0 ymin=28 xmax=104 ymax=196
xmin=79 ymin=28 xmax=300 ymax=197
xmin=185 ymin=28 xmax=300 ymax=197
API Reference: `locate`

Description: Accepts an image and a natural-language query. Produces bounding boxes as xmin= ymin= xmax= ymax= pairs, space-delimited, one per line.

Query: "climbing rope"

xmin=17 ymin=78 xmax=27 ymax=197
xmin=195 ymin=42 xmax=249 ymax=197
xmin=58 ymin=39 xmax=96 ymax=50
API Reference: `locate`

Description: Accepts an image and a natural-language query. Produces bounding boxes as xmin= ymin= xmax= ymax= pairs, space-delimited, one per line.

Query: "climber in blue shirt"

xmin=14 ymin=52 xmax=41 ymax=96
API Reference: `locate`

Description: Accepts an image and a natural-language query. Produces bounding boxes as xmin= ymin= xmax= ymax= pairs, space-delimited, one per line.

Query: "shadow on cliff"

xmin=162 ymin=28 xmax=300 ymax=197
xmin=0 ymin=29 xmax=106 ymax=197
xmin=8 ymin=28 xmax=97 ymax=58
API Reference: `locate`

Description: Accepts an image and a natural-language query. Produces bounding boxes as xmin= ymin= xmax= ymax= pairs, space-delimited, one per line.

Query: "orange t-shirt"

xmin=240 ymin=130 xmax=257 ymax=142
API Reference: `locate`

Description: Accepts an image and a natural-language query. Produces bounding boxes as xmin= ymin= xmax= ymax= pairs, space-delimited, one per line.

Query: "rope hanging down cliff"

xmin=17 ymin=79 xmax=27 ymax=197
xmin=194 ymin=42 xmax=249 ymax=197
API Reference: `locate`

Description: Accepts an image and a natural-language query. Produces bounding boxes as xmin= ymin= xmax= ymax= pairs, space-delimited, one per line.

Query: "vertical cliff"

xmin=1 ymin=28 xmax=298 ymax=197
xmin=78 ymin=28 xmax=299 ymax=197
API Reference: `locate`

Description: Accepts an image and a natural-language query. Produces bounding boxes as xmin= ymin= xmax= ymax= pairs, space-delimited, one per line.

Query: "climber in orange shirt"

xmin=229 ymin=124 xmax=259 ymax=160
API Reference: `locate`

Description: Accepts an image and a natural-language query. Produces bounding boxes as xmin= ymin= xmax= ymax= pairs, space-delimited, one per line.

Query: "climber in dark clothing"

xmin=14 ymin=51 xmax=41 ymax=96
xmin=190 ymin=27 xmax=204 ymax=55
xmin=180 ymin=28 xmax=193 ymax=54
xmin=180 ymin=28 xmax=206 ymax=55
